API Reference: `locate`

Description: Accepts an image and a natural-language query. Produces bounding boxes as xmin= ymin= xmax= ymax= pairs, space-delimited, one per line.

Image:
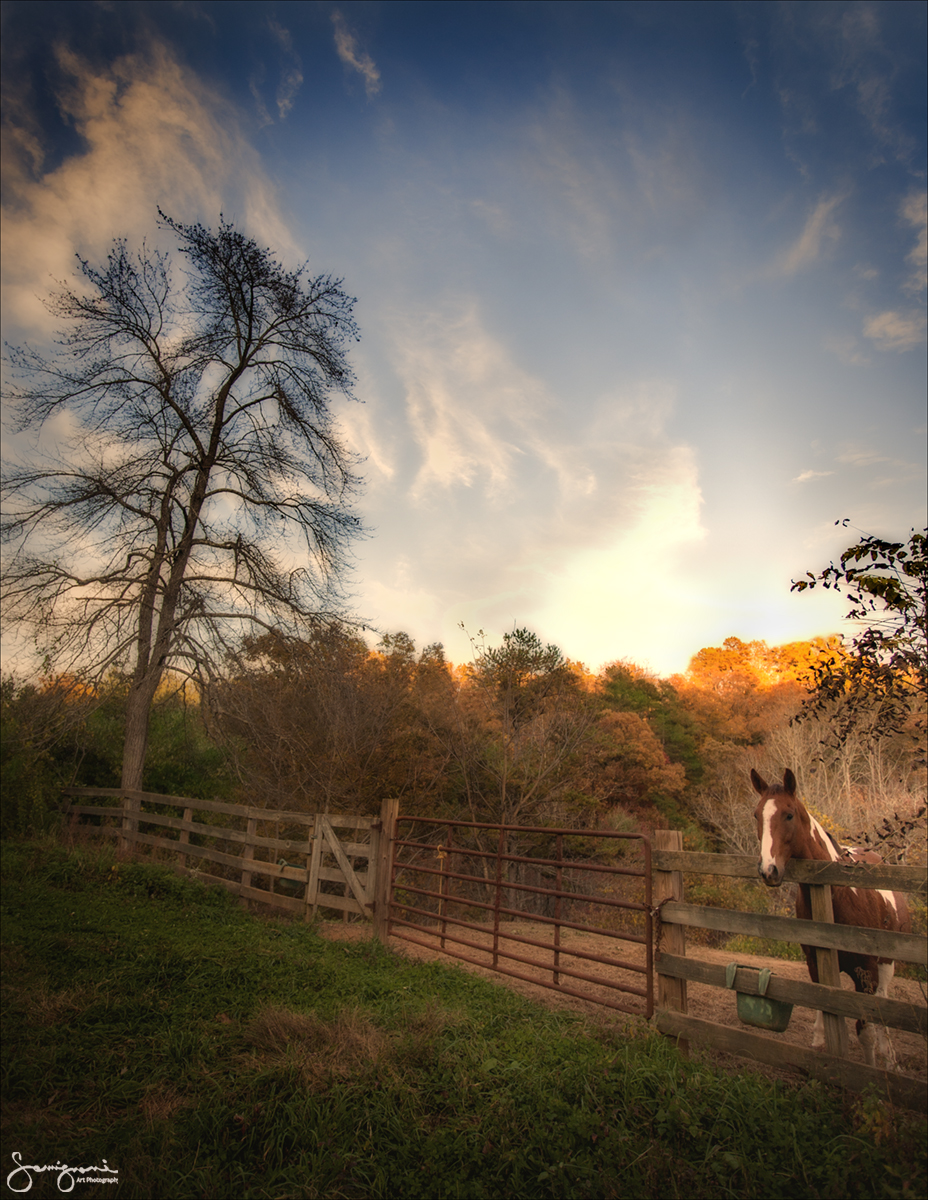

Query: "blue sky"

xmin=2 ymin=1 xmax=925 ymax=676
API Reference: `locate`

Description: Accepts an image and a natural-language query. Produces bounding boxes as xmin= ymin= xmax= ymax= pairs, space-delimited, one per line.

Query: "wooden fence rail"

xmin=62 ymin=787 xmax=394 ymax=923
xmin=652 ymin=831 xmax=927 ymax=1111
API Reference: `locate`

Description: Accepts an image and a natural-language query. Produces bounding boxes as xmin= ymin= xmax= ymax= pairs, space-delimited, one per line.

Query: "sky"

xmin=1 ymin=0 xmax=926 ymax=678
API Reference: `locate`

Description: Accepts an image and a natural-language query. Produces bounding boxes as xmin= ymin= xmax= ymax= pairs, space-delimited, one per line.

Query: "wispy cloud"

xmin=779 ymin=193 xmax=845 ymax=275
xmin=740 ymin=36 xmax=760 ymax=99
xmin=901 ymin=190 xmax=927 ymax=296
xmin=381 ymin=300 xmax=692 ymax=607
xmin=862 ymin=309 xmax=927 ymax=351
xmin=851 ymin=191 xmax=927 ymax=353
xmin=823 ymin=334 xmax=870 ymax=366
xmin=794 ymin=470 xmax=835 ymax=483
xmin=332 ymin=11 xmax=381 ymax=98
xmin=525 ymin=93 xmax=619 ymax=261
xmin=269 ymin=20 xmax=303 ymax=119
xmin=248 ymin=65 xmax=273 ymax=128
xmin=393 ymin=303 xmax=546 ymax=500
xmin=831 ymin=4 xmax=919 ymax=166
xmin=836 ymin=446 xmax=887 ymax=467
xmin=0 ymin=40 xmax=292 ymax=337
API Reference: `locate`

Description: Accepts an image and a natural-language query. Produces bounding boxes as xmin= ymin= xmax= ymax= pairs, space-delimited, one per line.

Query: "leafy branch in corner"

xmin=791 ymin=521 xmax=927 ymax=762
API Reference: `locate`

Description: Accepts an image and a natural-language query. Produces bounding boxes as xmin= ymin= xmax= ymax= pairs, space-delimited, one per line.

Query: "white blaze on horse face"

xmin=759 ymin=799 xmax=779 ymax=876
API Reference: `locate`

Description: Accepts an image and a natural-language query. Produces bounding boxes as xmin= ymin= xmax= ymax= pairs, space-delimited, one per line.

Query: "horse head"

xmin=750 ymin=767 xmax=811 ymax=887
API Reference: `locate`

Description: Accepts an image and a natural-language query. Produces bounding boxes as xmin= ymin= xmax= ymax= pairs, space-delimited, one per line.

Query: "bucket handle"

xmin=725 ymin=962 xmax=772 ymax=996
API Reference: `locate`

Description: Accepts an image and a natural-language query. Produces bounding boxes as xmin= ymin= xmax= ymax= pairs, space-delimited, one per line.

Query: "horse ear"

xmin=750 ymin=769 xmax=767 ymax=795
xmin=783 ymin=768 xmax=797 ymax=795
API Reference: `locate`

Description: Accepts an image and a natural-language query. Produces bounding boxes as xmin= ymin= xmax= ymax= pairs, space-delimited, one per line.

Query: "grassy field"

xmin=1 ymin=839 xmax=925 ymax=1200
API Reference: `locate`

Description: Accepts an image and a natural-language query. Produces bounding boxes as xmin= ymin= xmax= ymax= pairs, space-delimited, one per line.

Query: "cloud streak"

xmin=269 ymin=20 xmax=303 ymax=119
xmin=779 ymin=193 xmax=845 ymax=275
xmin=862 ymin=310 xmax=927 ymax=351
xmin=794 ymin=470 xmax=835 ymax=483
xmin=901 ymin=190 xmax=927 ymax=296
xmin=332 ymin=11 xmax=381 ymax=98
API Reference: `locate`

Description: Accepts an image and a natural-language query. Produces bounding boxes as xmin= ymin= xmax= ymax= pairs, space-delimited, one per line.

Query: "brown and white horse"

xmin=750 ymin=768 xmax=911 ymax=1068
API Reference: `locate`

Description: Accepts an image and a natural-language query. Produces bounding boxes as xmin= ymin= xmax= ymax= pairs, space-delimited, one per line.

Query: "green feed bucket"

xmin=725 ymin=962 xmax=794 ymax=1033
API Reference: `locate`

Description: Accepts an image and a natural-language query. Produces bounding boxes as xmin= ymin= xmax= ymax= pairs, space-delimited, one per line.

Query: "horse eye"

xmin=785 ymin=813 xmax=794 ymax=821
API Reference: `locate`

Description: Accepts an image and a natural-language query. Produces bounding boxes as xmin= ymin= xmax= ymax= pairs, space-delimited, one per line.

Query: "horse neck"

xmin=792 ymin=802 xmax=837 ymax=864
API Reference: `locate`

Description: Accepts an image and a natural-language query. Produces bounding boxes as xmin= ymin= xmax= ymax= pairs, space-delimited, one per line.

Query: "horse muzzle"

xmin=758 ymin=862 xmax=782 ymax=888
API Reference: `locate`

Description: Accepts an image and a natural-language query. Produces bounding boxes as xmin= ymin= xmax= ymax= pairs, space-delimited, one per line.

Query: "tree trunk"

xmin=121 ymin=679 xmax=155 ymax=792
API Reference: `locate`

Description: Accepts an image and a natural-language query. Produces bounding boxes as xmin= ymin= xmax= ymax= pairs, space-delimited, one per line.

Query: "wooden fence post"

xmin=240 ymin=816 xmax=257 ymax=905
xmin=120 ymin=790 xmax=140 ymax=852
xmin=177 ymin=806 xmax=193 ymax=870
xmin=373 ymin=798 xmax=399 ymax=943
xmin=654 ymin=829 xmax=688 ymax=1053
xmin=307 ymin=816 xmax=323 ymax=921
xmin=809 ymin=883 xmax=849 ymax=1058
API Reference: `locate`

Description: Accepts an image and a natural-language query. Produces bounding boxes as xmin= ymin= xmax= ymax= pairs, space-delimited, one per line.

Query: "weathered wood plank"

xmin=656 ymin=953 xmax=927 ymax=1034
xmin=660 ymin=902 xmax=927 ymax=964
xmin=652 ymin=850 xmax=926 ymax=894
xmin=124 ymin=829 xmax=245 ymax=872
xmin=321 ymin=816 xmax=371 ymax=909
xmin=311 ymin=890 xmax=366 ymax=915
xmin=63 ymin=787 xmax=319 ymax=827
xmin=173 ymin=866 xmax=306 ymax=914
xmin=118 ymin=829 xmax=337 ymax=890
xmin=654 ymin=1010 xmax=927 ymax=1111
xmin=66 ymin=788 xmax=379 ymax=832
xmin=67 ymin=804 xmax=371 ymax=859
xmin=325 ymin=813 xmax=376 ymax=830
xmin=68 ymin=806 xmax=315 ymax=854
xmin=317 ymin=865 xmax=369 ymax=887
xmin=172 ymin=864 xmax=366 ymax=917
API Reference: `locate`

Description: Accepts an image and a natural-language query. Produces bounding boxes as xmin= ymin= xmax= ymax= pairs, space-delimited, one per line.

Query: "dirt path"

xmin=318 ymin=918 xmax=927 ymax=1086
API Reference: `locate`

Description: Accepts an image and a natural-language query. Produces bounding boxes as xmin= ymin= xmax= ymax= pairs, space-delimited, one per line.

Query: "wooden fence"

xmin=652 ymin=830 xmax=928 ymax=1110
xmin=62 ymin=788 xmax=399 ymax=926
xmin=60 ymin=791 xmax=927 ymax=1106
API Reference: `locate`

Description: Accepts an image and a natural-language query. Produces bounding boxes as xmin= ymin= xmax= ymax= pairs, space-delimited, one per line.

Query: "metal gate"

xmin=387 ymin=816 xmax=653 ymax=1017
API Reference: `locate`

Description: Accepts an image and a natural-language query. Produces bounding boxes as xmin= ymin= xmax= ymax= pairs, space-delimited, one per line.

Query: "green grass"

xmin=2 ymin=839 xmax=925 ymax=1199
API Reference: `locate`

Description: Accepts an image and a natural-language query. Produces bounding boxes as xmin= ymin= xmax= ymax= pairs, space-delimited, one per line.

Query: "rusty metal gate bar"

xmin=388 ymin=816 xmax=653 ymax=1017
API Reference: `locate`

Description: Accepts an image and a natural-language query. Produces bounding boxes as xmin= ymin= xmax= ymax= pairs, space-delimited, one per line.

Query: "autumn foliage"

xmin=3 ymin=627 xmax=925 ymax=860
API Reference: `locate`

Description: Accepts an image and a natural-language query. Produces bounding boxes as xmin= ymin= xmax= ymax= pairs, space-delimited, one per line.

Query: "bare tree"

xmin=2 ymin=213 xmax=364 ymax=797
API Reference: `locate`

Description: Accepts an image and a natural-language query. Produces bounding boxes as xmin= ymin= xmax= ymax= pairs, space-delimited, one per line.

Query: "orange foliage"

xmin=578 ymin=710 xmax=686 ymax=816
xmin=39 ymin=674 xmax=96 ymax=700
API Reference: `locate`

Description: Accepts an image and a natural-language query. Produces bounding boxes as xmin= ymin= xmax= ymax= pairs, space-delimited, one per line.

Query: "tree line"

xmin=3 ymin=628 xmax=924 ymax=865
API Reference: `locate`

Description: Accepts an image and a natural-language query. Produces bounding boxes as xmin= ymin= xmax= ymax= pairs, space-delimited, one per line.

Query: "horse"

xmin=750 ymin=768 xmax=911 ymax=1069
